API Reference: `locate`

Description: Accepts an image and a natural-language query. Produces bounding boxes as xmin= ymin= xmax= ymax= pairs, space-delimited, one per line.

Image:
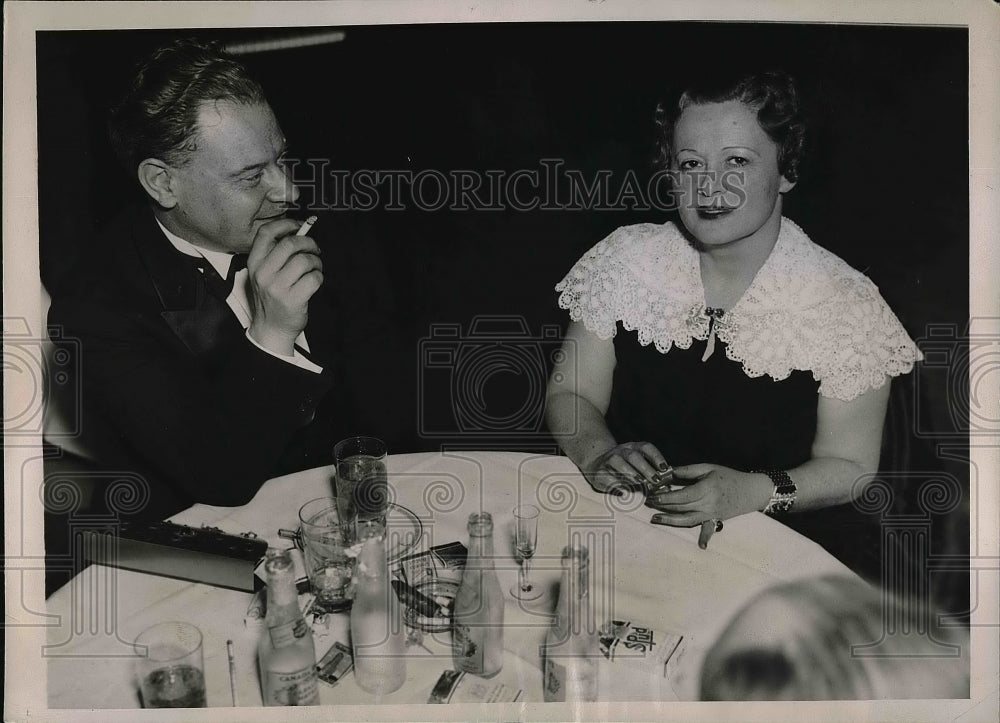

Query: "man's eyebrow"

xmin=229 ymin=160 xmax=267 ymax=177
xmin=229 ymin=141 xmax=289 ymax=177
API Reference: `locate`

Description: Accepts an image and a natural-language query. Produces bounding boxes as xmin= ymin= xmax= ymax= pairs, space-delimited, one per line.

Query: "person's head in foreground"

xmin=699 ymin=575 xmax=970 ymax=700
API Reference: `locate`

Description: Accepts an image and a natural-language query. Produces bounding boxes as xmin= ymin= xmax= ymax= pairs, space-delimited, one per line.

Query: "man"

xmin=47 ymin=39 xmax=403 ymax=520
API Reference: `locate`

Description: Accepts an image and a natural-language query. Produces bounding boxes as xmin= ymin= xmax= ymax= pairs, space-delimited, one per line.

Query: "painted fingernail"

xmin=658 ymin=463 xmax=669 ymax=471
xmin=609 ymin=487 xmax=625 ymax=498
xmin=633 ymin=474 xmax=646 ymax=485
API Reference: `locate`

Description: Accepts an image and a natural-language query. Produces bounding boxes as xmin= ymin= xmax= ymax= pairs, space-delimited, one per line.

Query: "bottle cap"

xmin=264 ymin=548 xmax=295 ymax=576
xmin=467 ymin=512 xmax=494 ymax=535
xmin=561 ymin=543 xmax=589 ymax=562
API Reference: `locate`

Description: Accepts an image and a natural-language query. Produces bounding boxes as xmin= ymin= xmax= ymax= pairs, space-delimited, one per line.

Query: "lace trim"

xmin=555 ymin=218 xmax=923 ymax=401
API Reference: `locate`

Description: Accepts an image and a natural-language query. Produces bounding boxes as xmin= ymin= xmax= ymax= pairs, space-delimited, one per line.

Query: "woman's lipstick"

xmin=697 ymin=206 xmax=734 ymax=220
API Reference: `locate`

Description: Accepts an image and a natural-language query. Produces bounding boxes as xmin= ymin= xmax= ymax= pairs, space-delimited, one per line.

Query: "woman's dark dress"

xmin=556 ymin=218 xmax=923 ymax=576
xmin=607 ymin=333 xmax=819 ymax=472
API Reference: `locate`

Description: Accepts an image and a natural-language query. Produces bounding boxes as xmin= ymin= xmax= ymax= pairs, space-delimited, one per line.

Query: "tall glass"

xmin=510 ymin=504 xmax=543 ymax=601
xmin=298 ymin=497 xmax=355 ymax=612
xmin=134 ymin=621 xmax=206 ymax=708
xmin=333 ymin=436 xmax=388 ymax=543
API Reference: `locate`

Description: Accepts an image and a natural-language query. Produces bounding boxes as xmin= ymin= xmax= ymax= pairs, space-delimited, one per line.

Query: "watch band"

xmin=753 ymin=469 xmax=797 ymax=515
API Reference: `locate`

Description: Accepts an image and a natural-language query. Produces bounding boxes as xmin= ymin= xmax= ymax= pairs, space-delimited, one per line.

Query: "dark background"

xmin=37 ymin=23 xmax=970 ymax=607
xmin=37 ymin=23 xmax=969 ymax=449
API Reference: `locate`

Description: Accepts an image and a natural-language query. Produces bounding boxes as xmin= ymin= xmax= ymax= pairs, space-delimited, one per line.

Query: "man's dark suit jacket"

xmin=47 ymin=205 xmax=408 ymax=520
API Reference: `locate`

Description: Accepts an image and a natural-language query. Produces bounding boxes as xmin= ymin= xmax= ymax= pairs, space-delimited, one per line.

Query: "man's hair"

xmin=654 ymin=70 xmax=807 ymax=183
xmin=108 ymin=39 xmax=267 ymax=175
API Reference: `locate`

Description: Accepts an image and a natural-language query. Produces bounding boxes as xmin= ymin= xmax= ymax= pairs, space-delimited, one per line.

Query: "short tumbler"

xmin=135 ymin=621 xmax=206 ymax=708
xmin=298 ymin=497 xmax=355 ymax=612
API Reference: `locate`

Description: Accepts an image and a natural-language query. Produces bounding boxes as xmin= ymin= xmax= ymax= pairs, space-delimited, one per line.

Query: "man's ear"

xmin=138 ymin=159 xmax=179 ymax=209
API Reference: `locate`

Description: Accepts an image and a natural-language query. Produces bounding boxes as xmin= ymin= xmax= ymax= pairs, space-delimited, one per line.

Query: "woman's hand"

xmin=646 ymin=464 xmax=772 ymax=548
xmin=583 ymin=441 xmax=671 ymax=495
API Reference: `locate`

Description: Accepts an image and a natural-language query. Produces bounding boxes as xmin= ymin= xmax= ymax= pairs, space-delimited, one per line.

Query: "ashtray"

xmin=402 ymin=578 xmax=458 ymax=633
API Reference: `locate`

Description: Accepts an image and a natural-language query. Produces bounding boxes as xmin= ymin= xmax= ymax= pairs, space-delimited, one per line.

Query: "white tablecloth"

xmin=46 ymin=451 xmax=855 ymax=709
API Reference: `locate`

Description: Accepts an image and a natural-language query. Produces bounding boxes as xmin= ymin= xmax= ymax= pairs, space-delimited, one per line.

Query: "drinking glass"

xmin=333 ymin=436 xmax=388 ymax=543
xmin=299 ymin=497 xmax=356 ymax=612
xmin=134 ymin=621 xmax=206 ymax=708
xmin=510 ymin=504 xmax=543 ymax=601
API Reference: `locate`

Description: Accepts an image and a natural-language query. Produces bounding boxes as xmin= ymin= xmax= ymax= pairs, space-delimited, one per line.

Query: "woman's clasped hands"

xmin=583 ymin=441 xmax=671 ymax=496
xmin=647 ymin=464 xmax=773 ymax=549
xmin=585 ymin=442 xmax=772 ymax=550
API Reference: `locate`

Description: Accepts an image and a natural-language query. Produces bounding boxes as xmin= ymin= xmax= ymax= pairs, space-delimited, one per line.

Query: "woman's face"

xmin=672 ymin=100 xmax=794 ymax=249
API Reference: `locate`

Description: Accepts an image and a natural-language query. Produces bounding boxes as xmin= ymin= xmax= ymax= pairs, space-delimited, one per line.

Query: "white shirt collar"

xmin=154 ymin=217 xmax=235 ymax=280
xmin=151 ymin=216 xmax=321 ymax=373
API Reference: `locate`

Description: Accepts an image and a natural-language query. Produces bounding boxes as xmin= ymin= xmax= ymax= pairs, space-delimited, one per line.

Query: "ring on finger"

xmin=710 ymin=518 xmax=723 ymax=533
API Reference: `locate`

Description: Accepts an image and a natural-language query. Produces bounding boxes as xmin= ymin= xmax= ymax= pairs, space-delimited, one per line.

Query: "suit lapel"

xmin=130 ymin=208 xmax=337 ymax=367
xmin=130 ymin=210 xmax=243 ymax=357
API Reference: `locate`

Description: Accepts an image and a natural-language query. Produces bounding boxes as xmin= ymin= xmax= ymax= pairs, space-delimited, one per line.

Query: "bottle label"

xmin=263 ymin=666 xmax=320 ymax=706
xmin=452 ymin=622 xmax=483 ymax=671
xmin=268 ymin=618 xmax=309 ymax=648
xmin=544 ymin=654 xmax=597 ymax=702
xmin=543 ymin=656 xmax=566 ymax=702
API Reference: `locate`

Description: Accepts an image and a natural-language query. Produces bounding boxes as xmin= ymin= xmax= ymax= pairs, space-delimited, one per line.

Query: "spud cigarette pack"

xmin=598 ymin=619 xmax=686 ymax=678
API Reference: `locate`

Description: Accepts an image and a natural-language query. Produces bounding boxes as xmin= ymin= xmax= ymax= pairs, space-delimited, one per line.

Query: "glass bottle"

xmin=350 ymin=532 xmax=407 ymax=695
xmin=542 ymin=544 xmax=598 ymax=702
xmin=452 ymin=512 xmax=504 ymax=677
xmin=258 ymin=548 xmax=320 ymax=706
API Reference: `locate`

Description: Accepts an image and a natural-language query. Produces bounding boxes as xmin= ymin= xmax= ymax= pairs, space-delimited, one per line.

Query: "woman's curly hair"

xmin=654 ymin=70 xmax=807 ymax=182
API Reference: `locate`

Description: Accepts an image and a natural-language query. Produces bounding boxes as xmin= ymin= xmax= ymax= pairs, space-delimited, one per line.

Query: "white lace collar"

xmin=555 ymin=217 xmax=922 ymax=401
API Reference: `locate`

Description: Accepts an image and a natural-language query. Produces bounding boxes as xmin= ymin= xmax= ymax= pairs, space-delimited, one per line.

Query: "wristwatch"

xmin=755 ymin=469 xmax=797 ymax=515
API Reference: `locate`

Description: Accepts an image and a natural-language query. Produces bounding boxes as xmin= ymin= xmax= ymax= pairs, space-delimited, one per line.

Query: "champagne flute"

xmin=510 ymin=504 xmax=543 ymax=601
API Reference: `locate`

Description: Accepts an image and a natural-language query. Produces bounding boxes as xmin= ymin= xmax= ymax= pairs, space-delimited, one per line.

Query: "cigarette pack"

xmin=598 ymin=620 xmax=686 ymax=679
xmin=428 ymin=670 xmax=522 ymax=704
xmin=315 ymin=641 xmax=353 ymax=687
xmin=395 ymin=541 xmax=467 ymax=587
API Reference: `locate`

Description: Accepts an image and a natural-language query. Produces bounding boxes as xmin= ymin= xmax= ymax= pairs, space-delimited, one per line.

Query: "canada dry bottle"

xmin=542 ymin=544 xmax=598 ymax=702
xmin=451 ymin=512 xmax=504 ymax=677
xmin=258 ymin=548 xmax=320 ymax=706
xmin=351 ymin=532 xmax=407 ymax=695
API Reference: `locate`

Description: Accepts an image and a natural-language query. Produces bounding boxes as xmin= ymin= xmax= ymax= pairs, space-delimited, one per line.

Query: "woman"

xmin=546 ymin=71 xmax=921 ymax=548
xmin=699 ymin=575 xmax=970 ymax=700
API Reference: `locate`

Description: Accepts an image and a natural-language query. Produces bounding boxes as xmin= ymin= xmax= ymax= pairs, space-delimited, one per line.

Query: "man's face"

xmin=165 ymin=100 xmax=298 ymax=254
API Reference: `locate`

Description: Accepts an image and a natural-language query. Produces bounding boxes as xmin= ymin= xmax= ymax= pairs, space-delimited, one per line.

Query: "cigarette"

xmin=227 ymin=639 xmax=238 ymax=706
xmin=296 ymin=215 xmax=318 ymax=236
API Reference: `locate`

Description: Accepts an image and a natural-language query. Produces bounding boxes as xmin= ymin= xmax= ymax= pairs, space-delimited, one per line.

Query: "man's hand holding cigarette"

xmin=247 ymin=216 xmax=323 ymax=357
